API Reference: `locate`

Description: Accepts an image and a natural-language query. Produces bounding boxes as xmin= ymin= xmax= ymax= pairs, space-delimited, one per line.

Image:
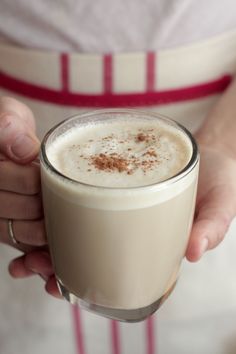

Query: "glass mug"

xmin=40 ymin=109 xmax=199 ymax=322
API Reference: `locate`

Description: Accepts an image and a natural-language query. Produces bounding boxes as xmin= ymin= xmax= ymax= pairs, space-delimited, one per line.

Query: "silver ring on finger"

xmin=7 ymin=219 xmax=19 ymax=245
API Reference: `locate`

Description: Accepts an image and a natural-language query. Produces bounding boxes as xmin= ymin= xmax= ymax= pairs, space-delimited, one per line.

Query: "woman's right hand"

xmin=0 ymin=97 xmax=60 ymax=298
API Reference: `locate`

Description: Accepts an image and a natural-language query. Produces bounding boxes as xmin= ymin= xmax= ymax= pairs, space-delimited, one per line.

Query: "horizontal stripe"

xmin=0 ymin=70 xmax=231 ymax=107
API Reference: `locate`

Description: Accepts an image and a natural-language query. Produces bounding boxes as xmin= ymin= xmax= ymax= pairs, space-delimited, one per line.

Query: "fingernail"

xmin=10 ymin=134 xmax=37 ymax=159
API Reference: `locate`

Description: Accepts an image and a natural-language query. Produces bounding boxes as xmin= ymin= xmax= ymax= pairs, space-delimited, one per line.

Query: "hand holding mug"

xmin=0 ymin=97 xmax=59 ymax=297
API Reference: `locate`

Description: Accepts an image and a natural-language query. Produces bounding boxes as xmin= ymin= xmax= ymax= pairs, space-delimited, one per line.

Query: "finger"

xmin=185 ymin=189 xmax=235 ymax=262
xmin=14 ymin=219 xmax=47 ymax=246
xmin=0 ymin=192 xmax=43 ymax=220
xmin=24 ymin=251 xmax=53 ymax=277
xmin=0 ymin=219 xmax=46 ymax=246
xmin=8 ymin=255 xmax=35 ymax=278
xmin=45 ymin=275 xmax=62 ymax=299
xmin=9 ymin=251 xmax=53 ymax=279
xmin=9 ymin=255 xmax=62 ymax=298
xmin=25 ymin=252 xmax=62 ymax=298
xmin=0 ymin=160 xmax=40 ymax=194
xmin=0 ymin=97 xmax=40 ymax=163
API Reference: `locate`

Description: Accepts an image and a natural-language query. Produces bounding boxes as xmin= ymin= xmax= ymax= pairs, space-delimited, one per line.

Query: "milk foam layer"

xmin=47 ymin=119 xmax=192 ymax=188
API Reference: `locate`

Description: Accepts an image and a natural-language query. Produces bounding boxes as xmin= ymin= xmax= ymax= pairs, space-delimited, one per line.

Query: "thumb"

xmin=185 ymin=188 xmax=234 ymax=262
xmin=0 ymin=97 xmax=40 ymax=163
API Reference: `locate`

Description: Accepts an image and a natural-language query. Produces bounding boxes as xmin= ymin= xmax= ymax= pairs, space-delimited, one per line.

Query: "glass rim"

xmin=40 ymin=108 xmax=199 ymax=191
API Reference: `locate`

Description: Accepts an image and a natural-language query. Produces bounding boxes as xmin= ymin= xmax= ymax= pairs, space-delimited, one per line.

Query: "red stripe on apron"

xmin=110 ymin=320 xmax=121 ymax=354
xmin=104 ymin=54 xmax=113 ymax=94
xmin=71 ymin=305 xmax=86 ymax=354
xmin=60 ymin=53 xmax=69 ymax=92
xmin=146 ymin=316 xmax=155 ymax=354
xmin=0 ymin=70 xmax=231 ymax=107
xmin=146 ymin=52 xmax=155 ymax=92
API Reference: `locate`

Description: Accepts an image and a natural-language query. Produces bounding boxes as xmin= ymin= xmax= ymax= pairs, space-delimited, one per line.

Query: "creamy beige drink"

xmin=40 ymin=109 xmax=199 ymax=322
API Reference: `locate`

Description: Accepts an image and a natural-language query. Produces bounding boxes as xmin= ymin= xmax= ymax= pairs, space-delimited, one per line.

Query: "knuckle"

xmin=0 ymin=112 xmax=13 ymax=129
xmin=0 ymin=113 xmax=22 ymax=151
xmin=2 ymin=97 xmax=35 ymax=129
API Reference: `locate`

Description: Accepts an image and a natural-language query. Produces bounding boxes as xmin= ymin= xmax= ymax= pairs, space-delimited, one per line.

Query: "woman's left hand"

xmin=185 ymin=141 xmax=236 ymax=262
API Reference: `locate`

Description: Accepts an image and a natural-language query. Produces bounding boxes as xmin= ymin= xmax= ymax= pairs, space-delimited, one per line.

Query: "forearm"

xmin=196 ymin=76 xmax=236 ymax=158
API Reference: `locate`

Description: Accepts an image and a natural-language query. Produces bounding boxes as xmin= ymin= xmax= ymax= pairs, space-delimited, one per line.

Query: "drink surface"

xmin=47 ymin=119 xmax=192 ymax=188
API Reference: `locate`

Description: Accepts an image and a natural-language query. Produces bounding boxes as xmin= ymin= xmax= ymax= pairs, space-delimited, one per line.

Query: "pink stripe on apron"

xmin=61 ymin=53 xmax=70 ymax=92
xmin=146 ymin=316 xmax=155 ymax=354
xmin=110 ymin=320 xmax=121 ymax=354
xmin=104 ymin=54 xmax=113 ymax=94
xmin=71 ymin=305 xmax=86 ymax=354
xmin=72 ymin=310 xmax=157 ymax=354
xmin=146 ymin=52 xmax=156 ymax=92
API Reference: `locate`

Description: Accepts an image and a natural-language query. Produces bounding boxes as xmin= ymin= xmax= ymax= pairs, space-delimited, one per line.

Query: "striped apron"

xmin=1 ymin=29 xmax=236 ymax=354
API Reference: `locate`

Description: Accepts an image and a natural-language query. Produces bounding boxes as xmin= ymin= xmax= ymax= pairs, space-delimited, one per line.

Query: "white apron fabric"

xmin=1 ymin=29 xmax=236 ymax=354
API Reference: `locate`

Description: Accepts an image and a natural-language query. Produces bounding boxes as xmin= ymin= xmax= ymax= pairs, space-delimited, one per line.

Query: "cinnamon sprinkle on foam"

xmin=47 ymin=120 xmax=192 ymax=188
xmin=91 ymin=153 xmax=130 ymax=173
xmin=86 ymin=131 xmax=162 ymax=175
